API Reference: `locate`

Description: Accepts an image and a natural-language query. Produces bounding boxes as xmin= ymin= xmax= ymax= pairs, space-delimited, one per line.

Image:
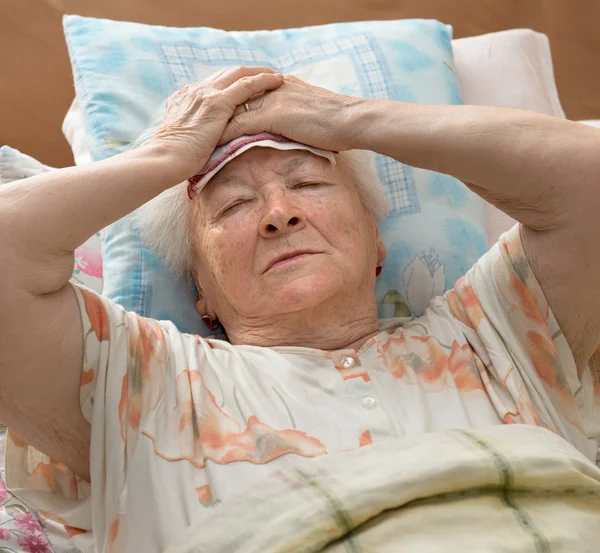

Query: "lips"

xmin=265 ymin=250 xmax=320 ymax=272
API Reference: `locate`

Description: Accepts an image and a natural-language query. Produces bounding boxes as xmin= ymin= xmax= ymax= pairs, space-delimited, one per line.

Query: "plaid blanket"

xmin=165 ymin=425 xmax=600 ymax=553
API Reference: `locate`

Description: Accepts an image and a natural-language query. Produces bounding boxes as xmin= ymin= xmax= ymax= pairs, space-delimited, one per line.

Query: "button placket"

xmin=332 ymin=350 xmax=397 ymax=442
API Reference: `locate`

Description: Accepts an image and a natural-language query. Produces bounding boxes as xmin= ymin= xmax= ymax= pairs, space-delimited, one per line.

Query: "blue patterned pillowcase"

xmin=63 ymin=15 xmax=488 ymax=334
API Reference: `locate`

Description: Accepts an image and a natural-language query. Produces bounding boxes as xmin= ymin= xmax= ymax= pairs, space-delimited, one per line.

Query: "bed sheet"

xmin=0 ymin=428 xmax=82 ymax=553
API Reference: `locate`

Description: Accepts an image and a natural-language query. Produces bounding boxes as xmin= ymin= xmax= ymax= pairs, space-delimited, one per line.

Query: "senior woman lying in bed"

xmin=1 ymin=66 xmax=599 ymax=552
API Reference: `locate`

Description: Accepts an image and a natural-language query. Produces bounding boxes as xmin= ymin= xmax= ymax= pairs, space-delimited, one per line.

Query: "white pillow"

xmin=62 ymin=99 xmax=92 ymax=165
xmin=580 ymin=120 xmax=600 ymax=128
xmin=62 ymin=27 xmax=565 ymax=245
xmin=452 ymin=29 xmax=565 ymax=118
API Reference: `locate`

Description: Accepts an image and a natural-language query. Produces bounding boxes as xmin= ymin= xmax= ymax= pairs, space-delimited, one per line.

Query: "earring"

xmin=376 ymin=264 xmax=383 ymax=277
xmin=201 ymin=315 xmax=220 ymax=330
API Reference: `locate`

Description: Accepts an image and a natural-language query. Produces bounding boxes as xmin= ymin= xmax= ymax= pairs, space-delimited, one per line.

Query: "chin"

xmin=269 ymin=273 xmax=340 ymax=312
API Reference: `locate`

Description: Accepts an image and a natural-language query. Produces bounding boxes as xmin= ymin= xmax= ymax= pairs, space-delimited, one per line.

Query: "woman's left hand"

xmin=219 ymin=75 xmax=368 ymax=151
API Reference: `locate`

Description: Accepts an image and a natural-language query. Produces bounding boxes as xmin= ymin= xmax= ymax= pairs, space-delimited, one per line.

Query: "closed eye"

xmin=292 ymin=181 xmax=326 ymax=189
xmin=220 ymin=198 xmax=252 ymax=216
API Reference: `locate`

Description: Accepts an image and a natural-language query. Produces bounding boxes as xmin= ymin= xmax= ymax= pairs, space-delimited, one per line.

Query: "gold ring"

xmin=243 ymin=102 xmax=250 ymax=113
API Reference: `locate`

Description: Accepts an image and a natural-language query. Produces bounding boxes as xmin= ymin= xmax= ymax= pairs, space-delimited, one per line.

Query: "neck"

xmin=225 ymin=293 xmax=381 ymax=351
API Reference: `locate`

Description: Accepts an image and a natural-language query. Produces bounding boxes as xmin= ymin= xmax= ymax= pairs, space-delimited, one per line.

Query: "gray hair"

xmin=134 ymin=113 xmax=389 ymax=277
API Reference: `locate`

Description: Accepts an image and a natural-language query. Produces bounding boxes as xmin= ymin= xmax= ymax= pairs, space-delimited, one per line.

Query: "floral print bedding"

xmin=0 ymin=429 xmax=81 ymax=553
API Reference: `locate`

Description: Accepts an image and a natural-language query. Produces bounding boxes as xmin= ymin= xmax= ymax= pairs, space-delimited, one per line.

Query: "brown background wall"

xmin=1 ymin=0 xmax=599 ymax=167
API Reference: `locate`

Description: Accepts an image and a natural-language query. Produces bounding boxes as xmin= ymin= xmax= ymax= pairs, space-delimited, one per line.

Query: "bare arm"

xmin=0 ymin=146 xmax=181 ymax=480
xmin=351 ymin=101 xmax=598 ymax=233
xmin=0 ymin=67 xmax=283 ymax=479
xmin=1 ymin=147 xmax=182 ymax=294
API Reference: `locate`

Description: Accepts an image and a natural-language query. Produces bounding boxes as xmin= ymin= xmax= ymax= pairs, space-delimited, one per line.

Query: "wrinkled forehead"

xmin=200 ymin=147 xmax=338 ymax=196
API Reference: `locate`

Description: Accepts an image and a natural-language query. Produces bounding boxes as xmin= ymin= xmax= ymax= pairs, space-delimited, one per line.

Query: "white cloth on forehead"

xmin=187 ymin=133 xmax=337 ymax=197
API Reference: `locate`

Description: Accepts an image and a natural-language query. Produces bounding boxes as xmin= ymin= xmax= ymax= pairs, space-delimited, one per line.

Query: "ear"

xmin=191 ymin=267 xmax=216 ymax=319
xmin=372 ymin=217 xmax=387 ymax=263
xmin=374 ymin=222 xmax=387 ymax=265
xmin=194 ymin=296 xmax=208 ymax=317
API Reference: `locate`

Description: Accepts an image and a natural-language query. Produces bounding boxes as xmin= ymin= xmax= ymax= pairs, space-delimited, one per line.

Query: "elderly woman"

xmin=0 ymin=66 xmax=599 ymax=552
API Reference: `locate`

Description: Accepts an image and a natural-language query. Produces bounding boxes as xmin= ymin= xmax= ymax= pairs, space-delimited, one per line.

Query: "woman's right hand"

xmin=145 ymin=66 xmax=284 ymax=181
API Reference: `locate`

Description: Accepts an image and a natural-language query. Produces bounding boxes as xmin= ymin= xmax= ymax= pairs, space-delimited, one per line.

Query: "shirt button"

xmin=341 ymin=356 xmax=355 ymax=369
xmin=362 ymin=396 xmax=378 ymax=409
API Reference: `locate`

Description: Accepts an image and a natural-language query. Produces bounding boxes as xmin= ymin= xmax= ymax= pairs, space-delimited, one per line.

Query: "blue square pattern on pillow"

xmin=63 ymin=15 xmax=488 ymax=335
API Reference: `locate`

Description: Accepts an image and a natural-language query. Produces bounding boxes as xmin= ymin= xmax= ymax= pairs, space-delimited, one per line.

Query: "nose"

xmin=259 ymin=190 xmax=306 ymax=239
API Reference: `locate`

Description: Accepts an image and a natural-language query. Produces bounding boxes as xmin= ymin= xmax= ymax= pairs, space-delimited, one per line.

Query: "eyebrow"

xmin=207 ymin=174 xmax=247 ymax=188
xmin=201 ymin=174 xmax=249 ymax=200
xmin=283 ymin=156 xmax=312 ymax=174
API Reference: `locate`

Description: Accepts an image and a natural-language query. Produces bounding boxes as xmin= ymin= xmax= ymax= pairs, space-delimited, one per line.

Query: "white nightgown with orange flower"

xmin=5 ymin=224 xmax=600 ymax=553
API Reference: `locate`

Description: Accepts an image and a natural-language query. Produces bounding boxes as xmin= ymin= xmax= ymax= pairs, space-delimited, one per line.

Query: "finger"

xmin=224 ymin=73 xmax=283 ymax=108
xmin=214 ymin=65 xmax=279 ymax=89
xmin=198 ymin=67 xmax=230 ymax=89
xmin=230 ymin=93 xmax=266 ymax=118
xmin=211 ymin=67 xmax=231 ymax=80
xmin=219 ymin=111 xmax=272 ymax=145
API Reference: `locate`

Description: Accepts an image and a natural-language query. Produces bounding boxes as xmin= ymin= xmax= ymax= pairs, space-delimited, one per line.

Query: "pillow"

xmin=62 ymin=27 xmax=565 ymax=247
xmin=62 ymin=100 xmax=92 ymax=166
xmin=0 ymin=146 xmax=103 ymax=294
xmin=580 ymin=120 xmax=600 ymax=128
xmin=452 ymin=29 xmax=565 ymax=118
xmin=63 ymin=15 xmax=489 ymax=330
